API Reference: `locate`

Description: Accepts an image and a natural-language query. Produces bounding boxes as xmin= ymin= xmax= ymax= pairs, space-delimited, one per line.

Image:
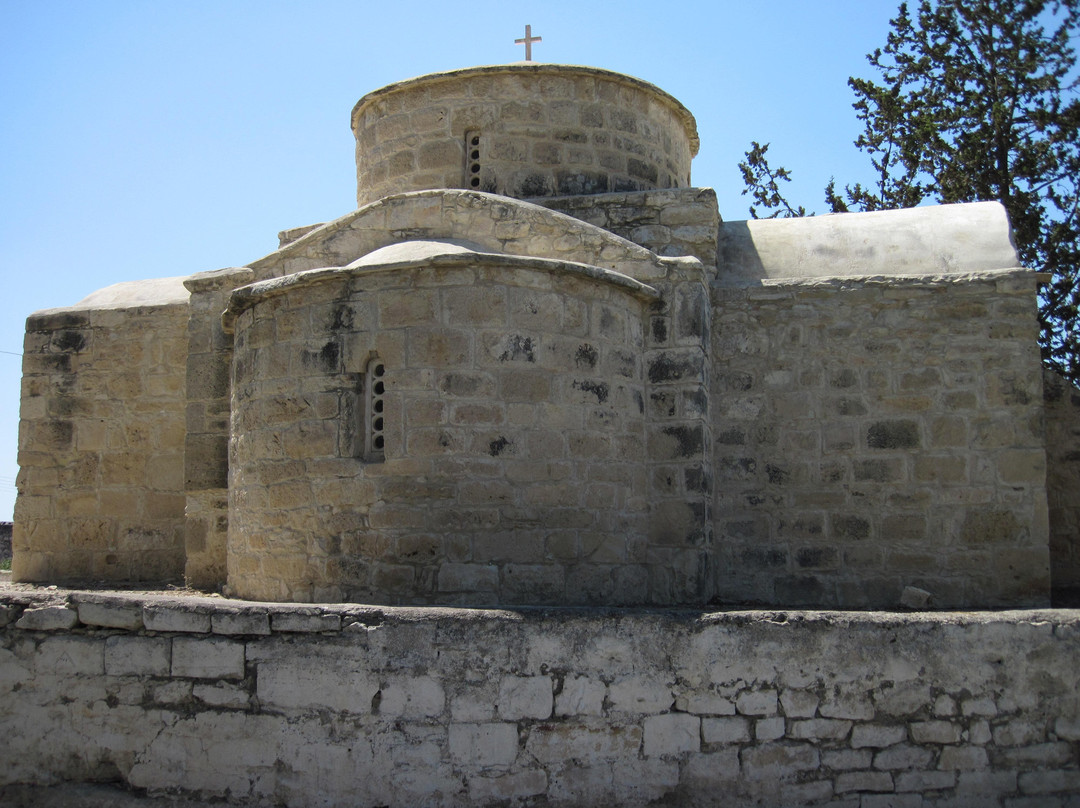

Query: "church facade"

xmin=13 ymin=64 xmax=1078 ymax=608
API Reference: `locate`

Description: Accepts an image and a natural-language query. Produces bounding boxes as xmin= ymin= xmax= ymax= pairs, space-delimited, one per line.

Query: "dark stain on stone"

xmin=499 ymin=335 xmax=535 ymax=363
xmin=329 ymin=305 xmax=354 ymax=331
xmin=766 ymin=464 xmax=789 ymax=485
xmin=648 ymin=353 xmax=699 ymax=384
xmin=663 ymin=425 xmax=703 ymax=458
xmin=54 ymin=331 xmax=87 ymax=352
xmin=867 ymin=420 xmax=919 ymax=449
xmin=489 ymin=436 xmax=511 ymax=456
xmin=575 ymin=344 xmax=598 ymax=369
xmin=651 ymin=317 xmax=668 ymax=344
xmin=574 ymin=380 xmax=609 ymax=404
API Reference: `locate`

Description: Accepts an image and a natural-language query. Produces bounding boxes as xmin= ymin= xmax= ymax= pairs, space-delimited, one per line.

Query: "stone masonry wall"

xmin=183 ymin=269 xmax=254 ymax=592
xmin=711 ymin=271 xmax=1050 ymax=609
xmin=538 ymin=187 xmax=720 ymax=269
xmin=352 ymin=65 xmax=697 ymax=207
xmin=1 ymin=591 xmax=1078 ymax=808
xmin=1044 ymin=370 xmax=1080 ymax=599
xmin=226 ymin=257 xmax=659 ymax=605
xmin=14 ymin=303 xmax=189 ymax=583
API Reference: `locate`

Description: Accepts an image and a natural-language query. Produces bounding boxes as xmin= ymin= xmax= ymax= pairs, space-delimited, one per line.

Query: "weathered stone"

xmin=740 ymin=742 xmax=819 ymax=780
xmin=736 ymin=688 xmax=778 ymax=717
xmin=911 ymin=720 xmax=962 ymax=744
xmin=448 ymin=723 xmax=519 ymax=767
xmin=938 ymin=745 xmax=990 ymax=770
xmin=16 ymin=604 xmax=79 ymax=631
xmin=143 ymin=603 xmax=212 ymax=633
xmin=104 ymin=636 xmax=170 ymax=677
xmin=852 ymin=724 xmax=908 ymax=748
xmin=211 ymin=610 xmax=271 ymax=636
xmin=77 ymin=600 xmax=144 ymax=630
xmin=171 ymin=636 xmax=244 ymax=680
xmin=643 ymin=713 xmax=700 ymax=757
xmin=701 ymin=716 xmax=751 ymax=744
xmin=835 ymin=770 xmax=894 ymax=793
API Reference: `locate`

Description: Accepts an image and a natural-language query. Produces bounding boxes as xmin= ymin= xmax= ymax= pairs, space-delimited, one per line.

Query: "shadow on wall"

xmin=1045 ymin=371 xmax=1080 ymax=607
xmin=0 ymin=522 xmax=11 ymax=567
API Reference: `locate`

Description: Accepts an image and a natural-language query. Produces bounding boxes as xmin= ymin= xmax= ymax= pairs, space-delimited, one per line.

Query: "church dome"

xmin=351 ymin=64 xmax=699 ymax=207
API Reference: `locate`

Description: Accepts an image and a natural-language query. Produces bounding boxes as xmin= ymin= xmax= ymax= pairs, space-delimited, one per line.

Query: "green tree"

xmin=741 ymin=0 xmax=1080 ymax=383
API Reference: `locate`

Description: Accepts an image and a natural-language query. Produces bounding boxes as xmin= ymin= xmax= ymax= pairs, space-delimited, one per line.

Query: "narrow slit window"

xmin=465 ymin=131 xmax=481 ymax=188
xmin=354 ymin=357 xmax=385 ymax=462
xmin=367 ymin=359 xmax=385 ymax=460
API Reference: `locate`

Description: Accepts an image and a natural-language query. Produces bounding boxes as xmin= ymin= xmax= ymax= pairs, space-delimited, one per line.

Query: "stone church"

xmin=12 ymin=63 xmax=1080 ymax=608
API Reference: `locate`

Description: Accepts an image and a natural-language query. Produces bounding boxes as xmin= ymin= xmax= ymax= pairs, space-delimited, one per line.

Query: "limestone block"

xmin=448 ymin=722 xmax=519 ymax=767
xmin=960 ymin=696 xmax=998 ymax=717
xmin=468 ymin=770 xmax=548 ymax=802
xmin=875 ymin=683 xmax=931 ymax=717
xmin=677 ymin=691 xmax=736 ymax=716
xmin=257 ymin=659 xmax=377 ymax=712
xmin=212 ymin=610 xmax=271 ymax=636
xmin=526 ymin=724 xmax=642 ymax=763
xmin=450 ymin=690 xmax=496 ymax=722
xmin=16 ymin=604 xmax=78 ymax=631
xmin=35 ymin=636 xmax=104 ymax=675
xmin=379 ymin=676 xmax=445 ymax=719
xmin=873 ymin=743 xmax=935 ymax=770
xmin=835 ymin=770 xmax=895 ymax=793
xmin=938 ymin=745 xmax=990 ymax=770
xmin=193 ymin=682 xmax=251 ymax=709
xmin=171 ymin=636 xmax=244 ymax=680
xmin=780 ymin=688 xmax=819 ymax=718
xmin=998 ymin=742 xmax=1074 ymax=768
xmin=992 ymin=719 xmax=1044 ymax=747
xmin=852 ymin=724 xmax=909 ymax=748
xmin=735 ymin=688 xmax=778 ymax=717
xmin=910 ymin=720 xmax=962 ymax=744
xmin=269 ymin=611 xmax=341 ymax=633
xmin=104 ymin=636 xmax=170 ymax=676
xmin=608 ymin=675 xmax=673 ymax=714
xmin=555 ymin=674 xmax=606 ymax=717
xmin=77 ymin=600 xmax=144 ymax=630
xmin=968 ymin=719 xmax=993 ymax=745
xmin=788 ymin=718 xmax=852 ymax=741
xmin=142 ymin=603 xmax=212 ymax=633
xmin=955 ymin=770 xmax=1019 ymax=795
xmin=1054 ymin=716 xmax=1080 ymax=740
xmin=740 ymin=742 xmax=819 ymax=781
xmin=755 ymin=717 xmax=786 ymax=741
xmin=701 ymin=716 xmax=750 ymax=744
xmin=823 ymin=748 xmax=873 ymax=770
xmin=1019 ymin=770 xmax=1080 ymax=795
xmin=498 ymin=675 xmax=553 ymax=720
xmin=895 ymin=770 xmax=956 ymax=792
xmin=643 ymin=713 xmax=700 ymax=757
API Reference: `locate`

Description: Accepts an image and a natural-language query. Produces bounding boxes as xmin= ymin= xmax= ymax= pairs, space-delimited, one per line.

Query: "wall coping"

xmin=3 ymin=586 xmax=1077 ymax=636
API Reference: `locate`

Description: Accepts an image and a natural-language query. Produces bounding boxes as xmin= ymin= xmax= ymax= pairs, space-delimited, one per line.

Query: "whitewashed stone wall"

xmin=1 ymin=591 xmax=1078 ymax=807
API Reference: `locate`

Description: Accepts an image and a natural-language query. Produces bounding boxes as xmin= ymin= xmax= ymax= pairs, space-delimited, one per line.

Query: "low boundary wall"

xmin=1 ymin=590 xmax=1078 ymax=807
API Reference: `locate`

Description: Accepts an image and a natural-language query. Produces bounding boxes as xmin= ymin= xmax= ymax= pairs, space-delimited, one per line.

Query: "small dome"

xmin=346 ymin=238 xmax=500 ymax=268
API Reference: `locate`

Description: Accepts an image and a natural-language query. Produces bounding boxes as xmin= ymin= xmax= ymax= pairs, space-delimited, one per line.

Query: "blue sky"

xmin=0 ymin=0 xmax=905 ymax=520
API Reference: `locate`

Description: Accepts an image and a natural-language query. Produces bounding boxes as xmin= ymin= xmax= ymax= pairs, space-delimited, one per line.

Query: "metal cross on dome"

xmin=515 ymin=24 xmax=542 ymax=61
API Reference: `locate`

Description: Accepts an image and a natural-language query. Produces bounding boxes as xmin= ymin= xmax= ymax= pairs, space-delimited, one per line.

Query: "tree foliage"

xmin=741 ymin=0 xmax=1080 ymax=383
